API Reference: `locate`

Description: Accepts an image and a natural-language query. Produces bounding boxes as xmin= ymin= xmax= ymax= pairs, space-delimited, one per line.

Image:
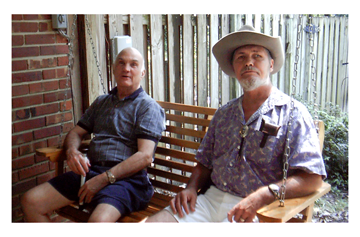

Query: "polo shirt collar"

xmin=109 ymin=86 xmax=144 ymax=100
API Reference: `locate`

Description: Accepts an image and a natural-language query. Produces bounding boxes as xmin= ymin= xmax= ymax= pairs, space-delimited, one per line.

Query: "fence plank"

xmin=221 ymin=14 xmax=230 ymax=106
xmin=167 ymin=14 xmax=181 ymax=103
xmin=130 ymin=14 xmax=149 ymax=93
xmin=183 ymin=14 xmax=194 ymax=106
xmin=150 ymin=14 xmax=165 ymax=101
xmin=197 ymin=14 xmax=208 ymax=107
xmin=209 ymin=14 xmax=219 ymax=108
xmin=85 ymin=14 xmax=107 ymax=104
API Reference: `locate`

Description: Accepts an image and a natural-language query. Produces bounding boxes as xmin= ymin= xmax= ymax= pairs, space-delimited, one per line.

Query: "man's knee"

xmin=145 ymin=209 xmax=177 ymax=222
xmin=88 ymin=203 xmax=121 ymax=222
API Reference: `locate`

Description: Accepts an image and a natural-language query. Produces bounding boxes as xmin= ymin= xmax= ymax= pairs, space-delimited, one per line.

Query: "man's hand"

xmin=66 ymin=148 xmax=91 ymax=176
xmin=170 ymin=187 xmax=198 ymax=218
xmin=227 ymin=194 xmax=260 ymax=223
xmin=78 ymin=173 xmax=108 ymax=204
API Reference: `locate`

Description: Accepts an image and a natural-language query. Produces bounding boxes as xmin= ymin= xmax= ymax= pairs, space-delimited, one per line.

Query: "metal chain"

xmin=308 ymin=16 xmax=319 ymax=129
xmin=85 ymin=15 xmax=107 ymax=95
xmin=279 ymin=14 xmax=303 ymax=207
xmin=58 ymin=14 xmax=77 ymax=148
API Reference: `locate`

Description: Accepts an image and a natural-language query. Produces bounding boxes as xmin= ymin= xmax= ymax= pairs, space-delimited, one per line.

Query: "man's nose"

xmin=245 ymin=58 xmax=254 ymax=67
xmin=123 ymin=63 xmax=130 ymax=71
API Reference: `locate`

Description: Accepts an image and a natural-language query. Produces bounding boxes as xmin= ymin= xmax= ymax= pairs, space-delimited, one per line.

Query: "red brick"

xmin=14 ymin=108 xmax=31 ymax=121
xmin=56 ymin=45 xmax=69 ymax=54
xmin=12 ymin=154 xmax=35 ymax=170
xmin=18 ymin=143 xmax=34 ymax=156
xmin=30 ymin=103 xmax=59 ymax=117
xmin=12 ymin=71 xmax=42 ymax=83
xmin=12 ymin=147 xmax=19 ymax=159
xmin=12 ymin=46 xmax=39 ymax=58
xmin=13 ymin=117 xmax=45 ymax=133
xmin=12 ymin=84 xmax=29 ymax=96
xmin=44 ymin=90 xmax=71 ymax=103
xmin=23 ymin=15 xmax=40 ymax=20
xmin=36 ymin=171 xmax=55 ymax=184
xmin=12 ymin=178 xmax=36 ymax=196
xmin=19 ymin=162 xmax=49 ymax=180
xmin=12 ymin=22 xmax=38 ymax=33
xmin=60 ymin=100 xmax=73 ymax=111
xmin=48 ymin=136 xmax=61 ymax=147
xmin=39 ymin=22 xmax=51 ymax=32
xmin=56 ymin=67 xmax=68 ymax=78
xmin=57 ymin=56 xmax=69 ymax=66
xmin=33 ymin=140 xmax=47 ymax=151
xmin=12 ymin=132 xmax=33 ymax=145
xmin=46 ymin=112 xmax=72 ymax=125
xmin=12 ymin=35 xmax=24 ymax=46
xmin=29 ymin=81 xmax=59 ymax=94
xmin=42 ymin=69 xmax=56 ymax=79
xmin=63 ymin=121 xmax=75 ymax=134
xmin=25 ymin=34 xmax=56 ymax=45
xmin=33 ymin=125 xmax=61 ymax=139
xmin=12 ymin=60 xmax=28 ymax=71
xmin=12 ymin=15 xmax=23 ymax=20
xmin=29 ymin=57 xmax=57 ymax=69
xmin=40 ymin=45 xmax=56 ymax=55
xmin=12 ymin=94 xmax=43 ymax=108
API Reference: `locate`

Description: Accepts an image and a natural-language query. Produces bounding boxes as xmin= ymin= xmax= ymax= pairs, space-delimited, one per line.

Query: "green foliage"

xmin=298 ymin=98 xmax=349 ymax=190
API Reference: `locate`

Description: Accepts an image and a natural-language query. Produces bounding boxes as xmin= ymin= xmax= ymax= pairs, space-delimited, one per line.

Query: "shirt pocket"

xmin=245 ymin=129 xmax=281 ymax=167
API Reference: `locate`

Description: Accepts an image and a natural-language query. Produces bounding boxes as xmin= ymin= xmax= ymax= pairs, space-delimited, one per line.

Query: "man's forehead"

xmin=116 ymin=48 xmax=143 ymax=62
xmin=234 ymin=45 xmax=268 ymax=54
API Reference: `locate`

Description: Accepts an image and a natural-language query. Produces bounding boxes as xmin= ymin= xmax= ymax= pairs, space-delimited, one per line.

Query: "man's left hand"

xmin=78 ymin=173 xmax=108 ymax=204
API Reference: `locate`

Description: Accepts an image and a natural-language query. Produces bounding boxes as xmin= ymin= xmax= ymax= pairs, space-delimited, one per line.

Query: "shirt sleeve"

xmin=135 ymin=100 xmax=166 ymax=143
xmin=287 ymin=103 xmax=327 ymax=178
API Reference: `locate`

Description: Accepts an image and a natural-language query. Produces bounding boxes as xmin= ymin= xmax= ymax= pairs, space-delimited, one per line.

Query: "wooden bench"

xmin=36 ymin=101 xmax=330 ymax=223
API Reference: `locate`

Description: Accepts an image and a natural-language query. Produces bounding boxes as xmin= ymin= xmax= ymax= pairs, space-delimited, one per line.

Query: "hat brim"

xmin=212 ymin=30 xmax=284 ymax=78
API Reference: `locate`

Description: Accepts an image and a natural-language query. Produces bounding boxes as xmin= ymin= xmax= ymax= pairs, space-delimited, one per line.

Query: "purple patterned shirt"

xmin=196 ymin=87 xmax=327 ymax=197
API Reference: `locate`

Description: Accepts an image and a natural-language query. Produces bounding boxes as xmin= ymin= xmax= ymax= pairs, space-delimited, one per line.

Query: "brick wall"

xmin=12 ymin=14 xmax=74 ymax=222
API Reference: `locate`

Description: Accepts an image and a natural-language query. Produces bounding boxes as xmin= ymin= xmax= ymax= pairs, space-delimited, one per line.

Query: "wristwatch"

xmin=106 ymin=170 xmax=116 ymax=184
xmin=268 ymin=184 xmax=281 ymax=200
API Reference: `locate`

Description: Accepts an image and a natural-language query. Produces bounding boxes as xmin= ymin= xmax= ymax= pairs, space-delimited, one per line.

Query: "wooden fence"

xmin=78 ymin=14 xmax=349 ymax=114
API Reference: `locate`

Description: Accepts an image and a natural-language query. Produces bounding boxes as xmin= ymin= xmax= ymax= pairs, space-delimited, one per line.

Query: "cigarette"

xmin=79 ymin=175 xmax=86 ymax=205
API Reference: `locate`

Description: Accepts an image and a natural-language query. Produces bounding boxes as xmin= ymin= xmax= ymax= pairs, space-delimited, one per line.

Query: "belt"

xmin=92 ymin=161 xmax=120 ymax=167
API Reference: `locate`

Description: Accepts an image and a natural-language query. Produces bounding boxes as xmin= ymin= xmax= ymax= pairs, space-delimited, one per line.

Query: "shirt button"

xmin=223 ymin=182 xmax=227 ymax=186
xmin=229 ymin=162 xmax=233 ymax=167
xmin=237 ymin=145 xmax=241 ymax=150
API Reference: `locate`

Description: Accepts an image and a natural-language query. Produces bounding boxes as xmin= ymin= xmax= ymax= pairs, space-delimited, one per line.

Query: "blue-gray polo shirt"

xmin=77 ymin=87 xmax=165 ymax=164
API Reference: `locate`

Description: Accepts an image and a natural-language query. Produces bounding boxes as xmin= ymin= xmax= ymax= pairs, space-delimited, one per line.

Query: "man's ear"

xmin=269 ymin=59 xmax=274 ymax=72
xmin=141 ymin=69 xmax=146 ymax=78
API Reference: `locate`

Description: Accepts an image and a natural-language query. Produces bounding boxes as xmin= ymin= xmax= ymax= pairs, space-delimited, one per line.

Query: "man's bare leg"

xmin=88 ymin=203 xmax=121 ymax=222
xmin=144 ymin=209 xmax=178 ymax=222
xmin=21 ymin=182 xmax=74 ymax=222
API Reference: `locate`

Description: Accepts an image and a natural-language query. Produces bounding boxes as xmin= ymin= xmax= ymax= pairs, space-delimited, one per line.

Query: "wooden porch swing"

xmin=36 ymin=15 xmax=330 ymax=223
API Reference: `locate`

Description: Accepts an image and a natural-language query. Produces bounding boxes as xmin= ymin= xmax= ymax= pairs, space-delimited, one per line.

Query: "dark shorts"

xmin=48 ymin=165 xmax=154 ymax=216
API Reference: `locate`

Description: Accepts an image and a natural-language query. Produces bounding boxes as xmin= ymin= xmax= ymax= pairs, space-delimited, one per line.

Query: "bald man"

xmin=21 ymin=48 xmax=165 ymax=222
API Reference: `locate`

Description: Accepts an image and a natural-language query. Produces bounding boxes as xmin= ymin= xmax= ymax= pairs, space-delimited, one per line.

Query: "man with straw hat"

xmin=146 ymin=25 xmax=326 ymax=223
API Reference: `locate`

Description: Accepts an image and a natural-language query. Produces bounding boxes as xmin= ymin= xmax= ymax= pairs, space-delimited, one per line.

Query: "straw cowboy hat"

xmin=212 ymin=25 xmax=284 ymax=78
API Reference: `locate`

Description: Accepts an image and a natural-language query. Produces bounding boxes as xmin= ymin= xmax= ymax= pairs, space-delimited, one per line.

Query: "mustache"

xmin=240 ymin=66 xmax=260 ymax=74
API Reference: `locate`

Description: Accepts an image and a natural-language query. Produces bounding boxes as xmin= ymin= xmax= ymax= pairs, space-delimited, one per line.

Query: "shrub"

xmin=298 ymin=99 xmax=349 ymax=190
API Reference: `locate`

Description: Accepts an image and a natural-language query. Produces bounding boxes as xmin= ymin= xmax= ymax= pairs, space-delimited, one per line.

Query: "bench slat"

xmin=166 ymin=113 xmax=211 ymax=127
xmin=155 ymin=147 xmax=196 ymax=162
xmin=160 ymin=136 xmax=200 ymax=150
xmin=165 ymin=125 xmax=206 ymax=138
xmin=147 ymin=167 xmax=190 ymax=184
xmin=153 ymin=157 xmax=195 ymax=173
xmin=157 ymin=101 xmax=216 ymax=115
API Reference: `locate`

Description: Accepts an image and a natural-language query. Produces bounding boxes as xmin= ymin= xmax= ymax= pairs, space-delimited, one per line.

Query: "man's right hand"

xmin=169 ymin=187 xmax=197 ymax=218
xmin=66 ymin=148 xmax=91 ymax=176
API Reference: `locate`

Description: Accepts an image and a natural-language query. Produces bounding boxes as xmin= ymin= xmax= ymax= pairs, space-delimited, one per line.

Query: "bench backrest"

xmin=148 ymin=101 xmax=217 ymax=196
